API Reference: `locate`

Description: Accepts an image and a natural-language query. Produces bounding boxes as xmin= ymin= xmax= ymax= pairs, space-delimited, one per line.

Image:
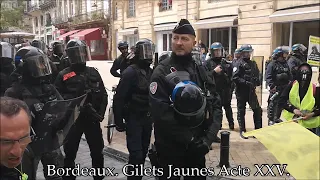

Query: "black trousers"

xmin=125 ymin=113 xmax=153 ymax=180
xmin=63 ymin=114 xmax=104 ymax=180
xmin=267 ymin=87 xmax=285 ymax=124
xmin=236 ymin=89 xmax=262 ymax=132
xmin=157 ymin=153 xmax=206 ymax=180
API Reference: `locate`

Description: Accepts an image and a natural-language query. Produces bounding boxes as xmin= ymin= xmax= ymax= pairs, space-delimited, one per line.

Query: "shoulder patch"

xmin=63 ymin=71 xmax=76 ymax=81
xmin=150 ymin=82 xmax=158 ymax=95
xmin=233 ymin=67 xmax=237 ymax=72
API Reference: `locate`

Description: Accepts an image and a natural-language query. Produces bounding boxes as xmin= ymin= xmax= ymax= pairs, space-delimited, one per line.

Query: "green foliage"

xmin=0 ymin=0 xmax=25 ymax=30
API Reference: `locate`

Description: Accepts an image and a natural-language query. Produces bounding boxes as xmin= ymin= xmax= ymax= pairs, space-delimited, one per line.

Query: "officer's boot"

xmin=237 ymin=108 xmax=246 ymax=133
xmin=224 ymin=105 xmax=234 ymax=130
xmin=253 ymin=107 xmax=263 ymax=129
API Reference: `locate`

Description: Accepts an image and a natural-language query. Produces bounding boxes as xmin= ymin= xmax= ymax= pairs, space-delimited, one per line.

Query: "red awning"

xmin=56 ymin=30 xmax=80 ymax=41
xmin=69 ymin=28 xmax=101 ymax=40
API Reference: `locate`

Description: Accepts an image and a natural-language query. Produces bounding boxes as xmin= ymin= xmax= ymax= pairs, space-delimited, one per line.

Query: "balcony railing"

xmin=26 ymin=4 xmax=40 ymax=13
xmin=70 ymin=9 xmax=107 ymax=25
xmin=52 ymin=16 xmax=68 ymax=25
xmin=39 ymin=0 xmax=56 ymax=10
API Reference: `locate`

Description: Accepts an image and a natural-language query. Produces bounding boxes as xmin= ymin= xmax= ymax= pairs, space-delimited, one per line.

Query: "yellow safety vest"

xmin=282 ymin=81 xmax=320 ymax=128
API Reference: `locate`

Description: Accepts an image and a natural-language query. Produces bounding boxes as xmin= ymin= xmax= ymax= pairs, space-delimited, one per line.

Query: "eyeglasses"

xmin=0 ymin=127 xmax=36 ymax=149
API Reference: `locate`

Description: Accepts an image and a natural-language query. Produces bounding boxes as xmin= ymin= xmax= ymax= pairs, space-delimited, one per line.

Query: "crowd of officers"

xmin=1 ymin=39 xmax=107 ymax=180
xmin=0 ymin=18 xmax=319 ymax=180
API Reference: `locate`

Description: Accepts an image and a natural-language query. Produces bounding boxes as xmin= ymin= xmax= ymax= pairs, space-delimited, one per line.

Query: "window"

xmin=125 ymin=35 xmax=138 ymax=48
xmin=206 ymin=27 xmax=237 ymax=55
xmin=162 ymin=33 xmax=172 ymax=51
xmin=128 ymin=0 xmax=135 ymax=18
xmin=90 ymin=39 xmax=105 ymax=56
xmin=35 ymin=17 xmax=38 ymax=27
xmin=40 ymin=15 xmax=44 ymax=26
xmin=159 ymin=0 xmax=172 ymax=12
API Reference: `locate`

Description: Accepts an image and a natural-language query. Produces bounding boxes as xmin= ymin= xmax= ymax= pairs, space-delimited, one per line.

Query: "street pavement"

xmin=36 ymin=61 xmax=290 ymax=180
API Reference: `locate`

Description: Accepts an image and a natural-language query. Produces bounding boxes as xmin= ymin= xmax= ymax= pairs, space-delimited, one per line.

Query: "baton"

xmin=292 ymin=117 xmax=303 ymax=122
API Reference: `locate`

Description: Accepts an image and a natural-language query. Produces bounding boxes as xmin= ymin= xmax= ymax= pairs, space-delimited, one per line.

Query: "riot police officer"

xmin=49 ymin=41 xmax=70 ymax=73
xmin=31 ymin=39 xmax=58 ymax=82
xmin=232 ymin=44 xmax=262 ymax=137
xmin=110 ymin=41 xmax=131 ymax=77
xmin=0 ymin=42 xmax=15 ymax=96
xmin=205 ymin=42 xmax=234 ymax=131
xmin=113 ymin=39 xmax=154 ymax=180
xmin=54 ymin=39 xmax=107 ymax=180
xmin=287 ymin=43 xmax=308 ymax=80
xmin=4 ymin=46 xmax=64 ymax=180
xmin=266 ymin=46 xmax=292 ymax=125
xmin=149 ymin=19 xmax=222 ymax=180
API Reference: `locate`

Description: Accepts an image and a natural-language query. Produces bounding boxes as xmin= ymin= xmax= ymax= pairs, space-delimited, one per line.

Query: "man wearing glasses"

xmin=0 ymin=97 xmax=33 ymax=180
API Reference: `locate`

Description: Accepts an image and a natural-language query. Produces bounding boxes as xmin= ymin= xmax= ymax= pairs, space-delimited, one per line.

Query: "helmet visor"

xmin=0 ymin=43 xmax=14 ymax=59
xmin=53 ymin=44 xmax=64 ymax=55
xmin=27 ymin=55 xmax=52 ymax=77
xmin=138 ymin=43 xmax=154 ymax=60
xmin=66 ymin=46 xmax=91 ymax=64
xmin=210 ymin=49 xmax=223 ymax=58
xmin=242 ymin=50 xmax=254 ymax=59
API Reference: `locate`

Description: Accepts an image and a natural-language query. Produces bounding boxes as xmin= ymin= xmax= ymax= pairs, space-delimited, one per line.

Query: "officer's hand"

xmin=187 ymin=137 xmax=210 ymax=157
xmin=214 ymin=65 xmax=222 ymax=73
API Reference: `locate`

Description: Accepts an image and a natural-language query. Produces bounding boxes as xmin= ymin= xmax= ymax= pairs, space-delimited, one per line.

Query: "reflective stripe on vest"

xmin=282 ymin=81 xmax=320 ymax=128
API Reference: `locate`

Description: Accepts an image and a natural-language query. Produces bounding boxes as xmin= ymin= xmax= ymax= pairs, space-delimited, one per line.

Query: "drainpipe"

xmin=185 ymin=0 xmax=188 ymax=19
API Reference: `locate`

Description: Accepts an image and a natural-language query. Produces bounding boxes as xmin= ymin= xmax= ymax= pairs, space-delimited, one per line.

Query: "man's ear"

xmin=193 ymin=39 xmax=196 ymax=46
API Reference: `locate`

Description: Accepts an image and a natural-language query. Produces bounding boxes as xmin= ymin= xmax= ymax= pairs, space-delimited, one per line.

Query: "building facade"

xmin=26 ymin=0 xmax=111 ymax=60
xmin=111 ymin=0 xmax=320 ymax=65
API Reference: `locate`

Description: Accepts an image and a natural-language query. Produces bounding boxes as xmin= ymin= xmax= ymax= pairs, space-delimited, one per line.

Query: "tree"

xmin=0 ymin=0 xmax=25 ymax=31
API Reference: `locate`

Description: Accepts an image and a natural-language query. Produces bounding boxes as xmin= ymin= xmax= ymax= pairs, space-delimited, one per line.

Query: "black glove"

xmin=187 ymin=137 xmax=210 ymax=157
xmin=115 ymin=118 xmax=126 ymax=132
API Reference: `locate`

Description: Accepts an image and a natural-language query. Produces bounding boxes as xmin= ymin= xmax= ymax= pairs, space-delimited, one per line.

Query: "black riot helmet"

xmin=291 ymin=44 xmax=307 ymax=58
xmin=14 ymin=46 xmax=52 ymax=79
xmin=31 ymin=39 xmax=46 ymax=52
xmin=65 ymin=39 xmax=91 ymax=65
xmin=51 ymin=41 xmax=64 ymax=56
xmin=171 ymin=81 xmax=206 ymax=128
xmin=134 ymin=39 xmax=155 ymax=64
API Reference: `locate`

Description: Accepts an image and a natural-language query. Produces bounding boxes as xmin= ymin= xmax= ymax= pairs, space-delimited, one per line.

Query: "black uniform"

xmin=266 ymin=60 xmax=291 ymax=124
xmin=110 ymin=54 xmax=131 ymax=77
xmin=204 ymin=57 xmax=234 ymax=128
xmin=113 ymin=64 xmax=153 ymax=180
xmin=50 ymin=54 xmax=70 ymax=72
xmin=150 ymin=55 xmax=222 ymax=180
xmin=232 ymin=58 xmax=262 ymax=132
xmin=55 ymin=67 xmax=106 ymax=180
xmin=114 ymin=39 xmax=154 ymax=180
